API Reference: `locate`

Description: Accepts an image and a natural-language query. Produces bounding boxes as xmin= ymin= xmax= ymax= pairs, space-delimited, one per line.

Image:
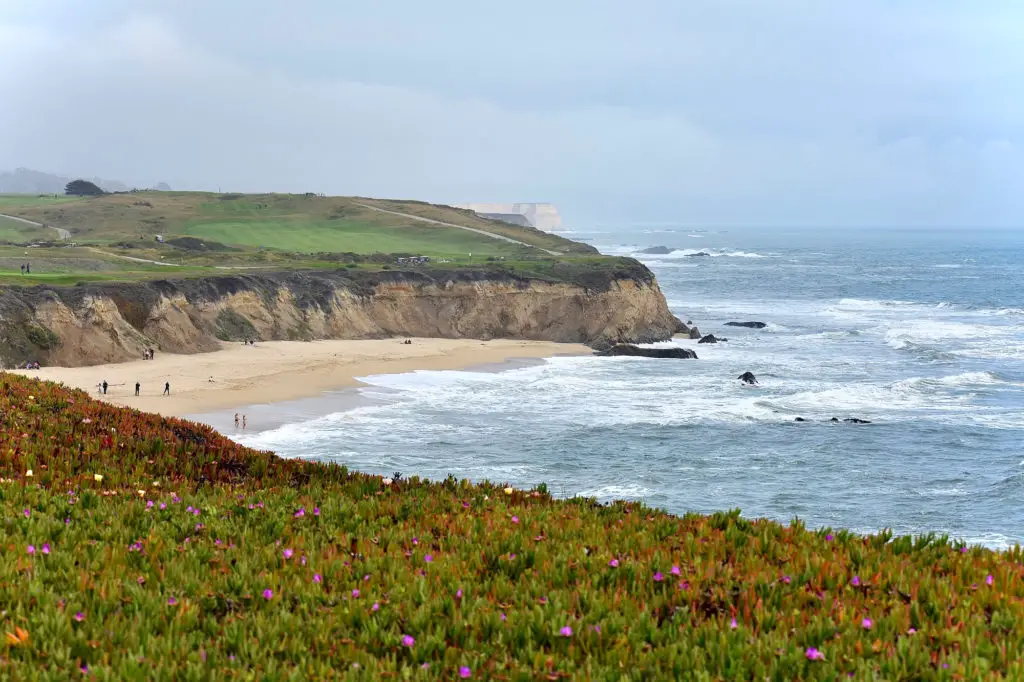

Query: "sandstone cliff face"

xmin=0 ymin=265 xmax=681 ymax=368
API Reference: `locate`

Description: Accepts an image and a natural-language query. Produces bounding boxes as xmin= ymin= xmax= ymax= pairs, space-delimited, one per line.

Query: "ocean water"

xmin=232 ymin=227 xmax=1024 ymax=549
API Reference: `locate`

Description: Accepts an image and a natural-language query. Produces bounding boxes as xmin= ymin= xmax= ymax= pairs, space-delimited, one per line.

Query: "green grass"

xmin=1 ymin=374 xmax=1022 ymax=679
xmin=0 ymin=216 xmax=45 ymax=242
xmin=183 ymin=219 xmax=529 ymax=257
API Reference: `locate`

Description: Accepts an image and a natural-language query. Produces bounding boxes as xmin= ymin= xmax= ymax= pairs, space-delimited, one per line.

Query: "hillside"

xmin=0 ymin=167 xmax=131 ymax=194
xmin=0 ymin=373 xmax=1020 ymax=679
xmin=0 ymin=191 xmax=592 ymax=258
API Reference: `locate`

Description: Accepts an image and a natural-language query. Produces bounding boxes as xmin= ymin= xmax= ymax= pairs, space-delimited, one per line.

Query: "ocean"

xmin=228 ymin=226 xmax=1024 ymax=549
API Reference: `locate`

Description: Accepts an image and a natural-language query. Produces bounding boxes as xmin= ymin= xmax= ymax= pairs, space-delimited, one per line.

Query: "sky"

xmin=1 ymin=1 xmax=1021 ymax=227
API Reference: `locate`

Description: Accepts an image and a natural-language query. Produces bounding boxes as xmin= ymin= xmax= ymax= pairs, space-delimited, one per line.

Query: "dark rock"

xmin=686 ymin=251 xmax=712 ymax=258
xmin=737 ymin=371 xmax=758 ymax=385
xmin=724 ymin=321 xmax=767 ymax=329
xmin=674 ymin=318 xmax=690 ymax=334
xmin=639 ymin=245 xmax=673 ymax=255
xmin=688 ymin=327 xmax=702 ymax=339
xmin=830 ymin=417 xmax=840 ymax=422
xmin=843 ymin=418 xmax=872 ymax=424
xmin=794 ymin=417 xmax=806 ymax=422
xmin=595 ymin=344 xmax=698 ymax=359
xmin=698 ymin=334 xmax=720 ymax=344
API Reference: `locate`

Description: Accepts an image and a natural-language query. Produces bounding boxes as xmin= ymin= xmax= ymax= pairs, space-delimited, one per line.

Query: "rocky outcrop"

xmin=725 ymin=321 xmax=767 ymax=329
xmin=698 ymin=334 xmax=725 ymax=344
xmin=639 ymin=246 xmax=673 ymax=255
xmin=595 ymin=344 xmax=697 ymax=359
xmin=738 ymin=372 xmax=758 ymax=385
xmin=0 ymin=265 xmax=683 ymax=368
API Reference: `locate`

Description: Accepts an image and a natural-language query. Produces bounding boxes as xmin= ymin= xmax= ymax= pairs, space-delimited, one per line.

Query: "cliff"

xmin=0 ymin=263 xmax=682 ymax=368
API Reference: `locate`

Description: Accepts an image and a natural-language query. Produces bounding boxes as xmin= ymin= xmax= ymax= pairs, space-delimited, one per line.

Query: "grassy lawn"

xmin=0 ymin=374 xmax=1021 ymax=679
xmin=183 ymin=219 xmax=526 ymax=257
xmin=0 ymin=215 xmax=46 ymax=242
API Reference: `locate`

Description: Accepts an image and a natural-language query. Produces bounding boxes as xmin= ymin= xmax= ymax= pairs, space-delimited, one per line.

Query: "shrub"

xmin=0 ymin=375 xmax=1021 ymax=679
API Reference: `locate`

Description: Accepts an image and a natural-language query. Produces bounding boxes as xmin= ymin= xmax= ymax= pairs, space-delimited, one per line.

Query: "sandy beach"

xmin=8 ymin=338 xmax=589 ymax=418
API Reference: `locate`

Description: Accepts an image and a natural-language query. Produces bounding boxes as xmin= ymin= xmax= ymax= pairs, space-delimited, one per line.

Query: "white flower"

xmin=94 ymin=474 xmax=103 ymax=482
xmin=503 ymin=487 xmax=514 ymax=495
xmin=25 ymin=469 xmax=33 ymax=477
xmin=137 ymin=490 xmax=146 ymax=497
xmin=382 ymin=478 xmax=393 ymax=486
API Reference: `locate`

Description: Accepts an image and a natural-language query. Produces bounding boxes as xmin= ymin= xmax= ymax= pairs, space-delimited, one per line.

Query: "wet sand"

xmin=9 ymin=338 xmax=589 ymax=418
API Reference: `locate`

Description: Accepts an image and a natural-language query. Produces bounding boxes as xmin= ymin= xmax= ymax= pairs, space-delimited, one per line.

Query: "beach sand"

xmin=8 ymin=338 xmax=589 ymax=418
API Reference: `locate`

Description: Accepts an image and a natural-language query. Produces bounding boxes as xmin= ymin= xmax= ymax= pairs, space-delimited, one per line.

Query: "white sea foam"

xmin=576 ymin=484 xmax=654 ymax=500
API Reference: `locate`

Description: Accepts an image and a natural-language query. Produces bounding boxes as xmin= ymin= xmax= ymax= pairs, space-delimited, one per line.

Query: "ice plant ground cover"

xmin=1 ymin=375 xmax=1022 ymax=679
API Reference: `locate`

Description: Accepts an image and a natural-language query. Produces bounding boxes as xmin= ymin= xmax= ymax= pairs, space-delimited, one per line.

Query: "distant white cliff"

xmin=454 ymin=203 xmax=564 ymax=232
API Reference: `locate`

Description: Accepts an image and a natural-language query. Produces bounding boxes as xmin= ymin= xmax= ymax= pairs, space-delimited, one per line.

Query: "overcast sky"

xmin=1 ymin=1 xmax=1020 ymax=227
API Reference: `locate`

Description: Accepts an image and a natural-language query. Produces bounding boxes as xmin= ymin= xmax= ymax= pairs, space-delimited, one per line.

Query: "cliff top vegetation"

xmin=1 ymin=373 xmax=1022 ymax=679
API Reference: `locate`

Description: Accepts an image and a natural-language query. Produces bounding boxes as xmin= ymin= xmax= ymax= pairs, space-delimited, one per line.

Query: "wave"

xmin=892 ymin=371 xmax=1004 ymax=393
xmin=636 ymin=247 xmax=769 ymax=259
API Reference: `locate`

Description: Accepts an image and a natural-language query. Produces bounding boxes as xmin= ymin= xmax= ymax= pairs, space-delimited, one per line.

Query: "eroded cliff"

xmin=0 ymin=262 xmax=683 ymax=368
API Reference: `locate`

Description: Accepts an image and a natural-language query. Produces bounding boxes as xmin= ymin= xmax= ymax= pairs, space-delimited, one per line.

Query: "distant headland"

xmin=453 ymin=202 xmax=564 ymax=232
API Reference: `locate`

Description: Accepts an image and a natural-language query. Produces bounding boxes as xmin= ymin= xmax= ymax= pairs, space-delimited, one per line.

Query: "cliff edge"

xmin=0 ymin=261 xmax=682 ymax=368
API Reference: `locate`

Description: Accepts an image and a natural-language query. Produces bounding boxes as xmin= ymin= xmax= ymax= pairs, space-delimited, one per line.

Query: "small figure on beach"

xmin=25 ymin=262 xmax=30 ymax=274
xmin=234 ymin=413 xmax=240 ymax=428
xmin=208 ymin=376 xmax=215 ymax=383
xmin=20 ymin=264 xmax=24 ymax=275
xmin=163 ymin=382 xmax=170 ymax=396
xmin=135 ymin=381 xmax=140 ymax=396
xmin=101 ymin=380 xmax=108 ymax=395
xmin=242 ymin=415 xmax=247 ymax=429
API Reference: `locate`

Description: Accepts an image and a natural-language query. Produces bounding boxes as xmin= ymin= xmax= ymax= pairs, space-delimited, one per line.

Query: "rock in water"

xmin=794 ymin=417 xmax=806 ymax=422
xmin=595 ymin=344 xmax=698 ymax=359
xmin=639 ymin=245 xmax=673 ymax=255
xmin=686 ymin=251 xmax=712 ymax=257
xmin=843 ymin=418 xmax=872 ymax=424
xmin=688 ymin=327 xmax=702 ymax=339
xmin=725 ymin=321 xmax=767 ymax=329
xmin=698 ymin=334 xmax=720 ymax=344
xmin=737 ymin=371 xmax=758 ymax=385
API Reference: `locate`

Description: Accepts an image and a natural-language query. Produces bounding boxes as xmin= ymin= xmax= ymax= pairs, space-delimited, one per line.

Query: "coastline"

xmin=7 ymin=338 xmax=590 ymax=418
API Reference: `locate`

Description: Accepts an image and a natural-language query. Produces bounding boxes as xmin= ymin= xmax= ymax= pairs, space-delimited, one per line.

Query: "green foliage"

xmin=1 ymin=375 xmax=1020 ymax=679
xmin=64 ymin=180 xmax=105 ymax=197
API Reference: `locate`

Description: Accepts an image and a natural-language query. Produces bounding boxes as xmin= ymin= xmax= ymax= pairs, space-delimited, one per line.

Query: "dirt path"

xmin=355 ymin=203 xmax=562 ymax=256
xmin=0 ymin=213 xmax=70 ymax=240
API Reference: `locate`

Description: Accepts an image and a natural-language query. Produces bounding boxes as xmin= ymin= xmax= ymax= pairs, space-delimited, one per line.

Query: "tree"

xmin=64 ymin=179 xmax=105 ymax=196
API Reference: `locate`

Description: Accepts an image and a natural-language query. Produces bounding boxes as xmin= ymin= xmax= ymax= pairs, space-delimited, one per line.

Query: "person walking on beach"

xmin=242 ymin=415 xmax=247 ymax=429
xmin=135 ymin=381 xmax=140 ymax=396
xmin=234 ymin=413 xmax=239 ymax=428
xmin=163 ymin=381 xmax=170 ymax=396
xmin=101 ymin=380 xmax=108 ymax=395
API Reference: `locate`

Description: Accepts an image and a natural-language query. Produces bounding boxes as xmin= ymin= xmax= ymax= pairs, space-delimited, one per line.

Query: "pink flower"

xmin=559 ymin=626 xmax=573 ymax=637
xmin=782 ymin=575 xmax=791 ymax=584
xmin=511 ymin=515 xmax=519 ymax=524
xmin=908 ymin=628 xmax=917 ymax=635
xmin=424 ymin=554 xmax=433 ymax=563
xmin=986 ymin=574 xmax=994 ymax=586
xmin=73 ymin=612 xmax=85 ymax=622
xmin=401 ymin=634 xmax=415 ymax=647
xmin=363 ymin=574 xmax=370 ymax=582
xmin=282 ymin=548 xmax=294 ymax=559
xmin=653 ymin=571 xmax=664 ymax=582
xmin=167 ymin=597 xmax=178 ymax=606
xmin=294 ymin=507 xmax=305 ymax=518
xmin=609 ymin=558 xmax=619 ymax=568
xmin=862 ymin=618 xmax=872 ymax=630
xmin=729 ymin=618 xmax=738 ymax=629
xmin=262 ymin=589 xmax=273 ymax=600
xmin=372 ymin=602 xmax=380 ymax=612
xmin=590 ymin=624 xmax=601 ymax=633
xmin=41 ymin=543 xmax=50 ymax=555
xmin=313 ymin=507 xmax=321 ymax=516
xmin=806 ymin=647 xmax=824 ymax=661
xmin=500 ymin=612 xmax=506 ymax=621
xmin=456 ymin=588 xmax=463 ymax=599
xmin=851 ymin=575 xmax=861 ymax=586
xmin=459 ymin=667 xmax=471 ymax=678
xmin=313 ymin=574 xmax=322 ymax=584
xmin=23 ymin=508 xmax=30 ymax=518
xmin=351 ymin=589 xmax=360 ymax=598
xmin=670 ymin=565 xmax=681 ymax=576
xmin=26 ymin=545 xmax=35 ymax=555
xmin=826 ymin=534 xmax=834 ymax=541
